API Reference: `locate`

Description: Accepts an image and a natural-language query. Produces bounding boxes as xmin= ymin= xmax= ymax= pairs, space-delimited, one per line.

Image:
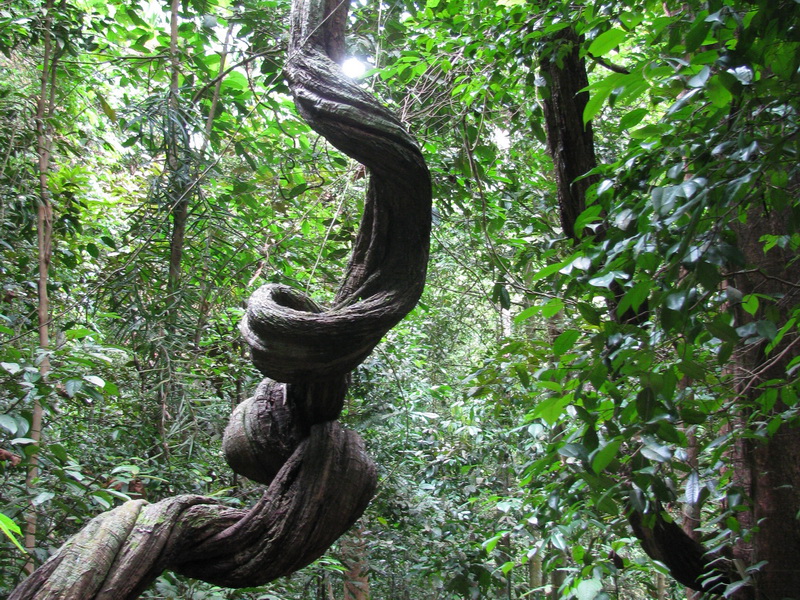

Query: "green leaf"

xmin=706 ymin=75 xmax=733 ymax=108
xmin=482 ymin=532 xmax=504 ymax=553
xmin=575 ymin=578 xmax=603 ymax=600
xmin=616 ymin=281 xmax=651 ymax=318
xmin=706 ymin=317 xmax=739 ymax=342
xmin=222 ymin=71 xmax=248 ymax=91
xmin=741 ymin=294 xmax=759 ymax=316
xmin=619 ymin=107 xmax=648 ymax=130
xmin=636 ymin=387 xmax=656 ymax=421
xmin=582 ymin=73 xmax=626 ymax=124
xmin=0 ymin=414 xmax=17 ymax=434
xmin=553 ymin=330 xmax=580 ymax=356
xmin=558 ymin=442 xmax=589 ymax=462
xmin=288 ymin=183 xmax=308 ymax=198
xmin=588 ymin=28 xmax=627 ymax=57
xmin=65 ymin=328 xmax=93 ymax=340
xmin=65 ymin=379 xmax=83 ymax=397
xmin=678 ymin=360 xmax=705 ymax=380
xmin=592 ymin=439 xmax=622 ymax=473
xmin=32 ymin=491 xmax=54 ymax=506
xmin=48 ymin=443 xmax=68 ymax=462
xmin=685 ymin=17 xmax=711 ymax=53
xmin=542 ymin=298 xmax=564 ymax=318
xmin=680 ymin=407 xmax=707 ymax=424
xmin=96 ymin=92 xmax=117 ymax=124
xmin=514 ymin=305 xmax=539 ymax=324
xmin=755 ymin=320 xmax=778 ymax=341
xmin=685 ymin=471 xmax=700 ymax=504
xmin=83 ymin=375 xmax=105 ymax=388
xmin=533 ymin=395 xmax=570 ymax=425
xmin=1 ymin=362 xmax=21 ymax=375
xmin=641 ymin=438 xmax=672 ymax=462
xmin=0 ymin=512 xmax=26 ymax=553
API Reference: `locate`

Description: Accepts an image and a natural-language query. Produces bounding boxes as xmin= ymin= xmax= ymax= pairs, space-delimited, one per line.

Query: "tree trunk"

xmin=729 ymin=205 xmax=800 ymax=599
xmin=539 ymin=27 xmax=598 ymax=241
xmin=26 ymin=0 xmax=56 ymax=573
xmin=341 ymin=524 xmax=370 ymax=600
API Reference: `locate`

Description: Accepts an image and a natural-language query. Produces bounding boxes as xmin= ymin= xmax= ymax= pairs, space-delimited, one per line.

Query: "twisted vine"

xmin=10 ymin=0 xmax=431 ymax=596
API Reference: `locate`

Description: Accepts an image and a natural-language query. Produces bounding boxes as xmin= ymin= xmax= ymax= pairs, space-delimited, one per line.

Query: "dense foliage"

xmin=1 ymin=0 xmax=798 ymax=598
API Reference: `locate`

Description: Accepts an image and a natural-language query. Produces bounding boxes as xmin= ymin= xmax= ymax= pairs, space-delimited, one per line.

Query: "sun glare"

xmin=342 ymin=57 xmax=367 ymax=79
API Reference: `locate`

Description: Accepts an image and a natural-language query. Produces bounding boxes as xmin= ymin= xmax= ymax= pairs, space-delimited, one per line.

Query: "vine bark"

xmin=9 ymin=0 xmax=431 ymax=596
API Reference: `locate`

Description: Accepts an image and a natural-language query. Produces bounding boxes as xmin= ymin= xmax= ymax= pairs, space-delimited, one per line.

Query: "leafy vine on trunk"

xmin=8 ymin=0 xmax=431 ymax=597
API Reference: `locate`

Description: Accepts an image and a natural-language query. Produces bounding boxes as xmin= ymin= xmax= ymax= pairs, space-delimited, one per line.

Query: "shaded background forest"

xmin=1 ymin=0 xmax=799 ymax=598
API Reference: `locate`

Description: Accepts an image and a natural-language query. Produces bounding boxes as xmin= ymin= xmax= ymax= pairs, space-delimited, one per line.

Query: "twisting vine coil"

xmin=10 ymin=0 xmax=430 ymax=597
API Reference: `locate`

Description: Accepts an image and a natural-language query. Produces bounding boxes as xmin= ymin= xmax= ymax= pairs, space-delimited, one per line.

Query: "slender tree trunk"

xmin=682 ymin=420 xmax=701 ymax=600
xmin=527 ymin=547 xmax=542 ymax=596
xmin=342 ymin=524 xmax=370 ymax=600
xmin=655 ymin=572 xmax=667 ymax=599
xmin=166 ymin=0 xmax=188 ymax=313
xmin=548 ymin=550 xmax=566 ymax=600
xmin=26 ymin=0 xmax=56 ymax=573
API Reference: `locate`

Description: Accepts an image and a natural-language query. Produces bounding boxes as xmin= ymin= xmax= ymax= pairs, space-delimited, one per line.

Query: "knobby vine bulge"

xmin=10 ymin=0 xmax=431 ymax=597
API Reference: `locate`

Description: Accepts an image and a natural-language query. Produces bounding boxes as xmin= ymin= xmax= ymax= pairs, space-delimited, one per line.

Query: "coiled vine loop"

xmin=10 ymin=0 xmax=430 ymax=597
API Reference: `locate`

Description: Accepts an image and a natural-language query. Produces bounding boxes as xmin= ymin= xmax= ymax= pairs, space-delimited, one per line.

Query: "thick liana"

xmin=9 ymin=0 xmax=431 ymax=597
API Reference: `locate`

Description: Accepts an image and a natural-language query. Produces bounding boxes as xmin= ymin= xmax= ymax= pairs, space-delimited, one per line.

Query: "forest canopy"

xmin=1 ymin=0 xmax=799 ymax=598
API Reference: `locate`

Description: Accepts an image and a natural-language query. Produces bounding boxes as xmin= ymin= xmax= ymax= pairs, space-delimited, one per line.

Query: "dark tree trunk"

xmin=729 ymin=205 xmax=800 ymax=599
xmin=539 ymin=27 xmax=599 ymax=241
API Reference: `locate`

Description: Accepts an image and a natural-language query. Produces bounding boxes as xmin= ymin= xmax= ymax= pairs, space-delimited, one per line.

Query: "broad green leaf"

xmin=678 ymin=360 xmax=705 ymax=380
xmin=553 ymin=330 xmax=580 ymax=356
xmin=755 ymin=320 xmax=778 ymax=341
xmin=32 ymin=491 xmax=54 ymax=506
xmin=1 ymin=362 xmax=21 ymax=375
xmin=65 ymin=328 xmax=92 ymax=340
xmin=84 ymin=375 xmax=105 ymax=388
xmin=706 ymin=75 xmax=733 ymax=108
xmin=65 ymin=379 xmax=83 ymax=397
xmin=641 ymin=438 xmax=672 ymax=462
xmin=685 ymin=16 xmax=711 ymax=52
xmin=541 ymin=298 xmax=564 ymax=318
xmin=619 ymin=107 xmax=648 ymax=129
xmin=0 ymin=414 xmax=17 ymax=434
xmin=558 ymin=442 xmax=589 ymax=461
xmin=685 ymin=471 xmax=701 ymax=504
xmin=533 ymin=395 xmax=570 ymax=425
xmin=222 ymin=71 xmax=248 ymax=91
xmin=588 ymin=28 xmax=627 ymax=57
xmin=514 ymin=305 xmax=539 ymax=324
xmin=574 ymin=205 xmax=603 ymax=234
xmin=741 ymin=294 xmax=759 ymax=316
xmin=616 ymin=280 xmax=651 ymax=318
xmin=592 ymin=439 xmax=622 ymax=473
xmin=575 ymin=578 xmax=603 ymax=600
xmin=482 ymin=532 xmax=504 ymax=553
xmin=48 ymin=443 xmax=68 ymax=462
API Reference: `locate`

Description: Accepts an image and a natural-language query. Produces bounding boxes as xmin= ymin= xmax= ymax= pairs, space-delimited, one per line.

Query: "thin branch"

xmin=587 ymin=52 xmax=631 ymax=75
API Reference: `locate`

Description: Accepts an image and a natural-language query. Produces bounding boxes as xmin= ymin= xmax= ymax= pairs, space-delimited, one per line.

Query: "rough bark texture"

xmin=729 ymin=205 xmax=800 ymax=599
xmin=540 ymin=28 xmax=598 ymax=241
xmin=9 ymin=0 xmax=431 ymax=596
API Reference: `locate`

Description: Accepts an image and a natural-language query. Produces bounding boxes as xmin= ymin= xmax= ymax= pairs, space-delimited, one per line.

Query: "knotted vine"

xmin=10 ymin=0 xmax=431 ymax=596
